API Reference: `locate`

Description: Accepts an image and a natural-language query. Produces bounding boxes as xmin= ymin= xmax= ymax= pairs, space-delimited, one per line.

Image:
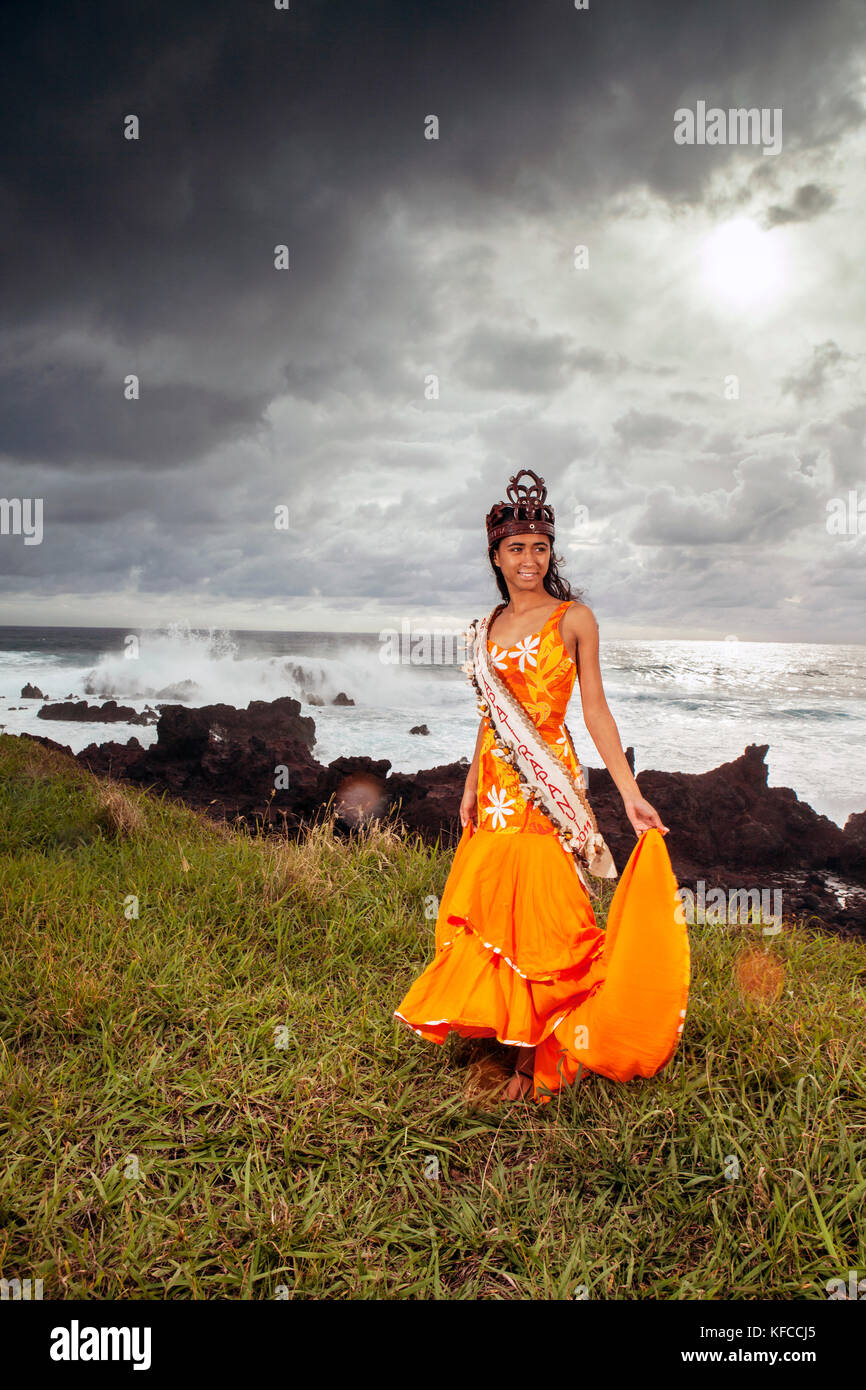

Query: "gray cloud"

xmin=780 ymin=341 xmax=854 ymax=403
xmin=613 ymin=409 xmax=689 ymax=450
xmin=0 ymin=364 xmax=270 ymax=466
xmin=0 ymin=0 xmax=864 ymax=638
xmin=764 ymin=182 xmax=836 ymax=227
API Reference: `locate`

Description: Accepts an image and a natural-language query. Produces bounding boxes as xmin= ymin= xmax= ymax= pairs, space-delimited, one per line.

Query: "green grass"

xmin=0 ymin=732 xmax=863 ymax=1300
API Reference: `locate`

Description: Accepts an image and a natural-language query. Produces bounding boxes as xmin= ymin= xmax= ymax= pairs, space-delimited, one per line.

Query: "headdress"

xmin=485 ymin=469 xmax=555 ymax=547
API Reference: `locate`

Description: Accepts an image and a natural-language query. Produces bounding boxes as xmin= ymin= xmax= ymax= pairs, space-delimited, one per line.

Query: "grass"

xmin=0 ymin=731 xmax=863 ymax=1300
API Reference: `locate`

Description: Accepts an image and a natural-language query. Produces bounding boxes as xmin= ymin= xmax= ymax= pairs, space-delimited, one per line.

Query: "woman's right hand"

xmin=459 ymin=784 xmax=478 ymax=832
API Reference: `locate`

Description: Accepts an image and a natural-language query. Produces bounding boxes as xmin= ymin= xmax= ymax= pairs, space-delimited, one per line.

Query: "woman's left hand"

xmin=623 ymin=795 xmax=669 ymax=837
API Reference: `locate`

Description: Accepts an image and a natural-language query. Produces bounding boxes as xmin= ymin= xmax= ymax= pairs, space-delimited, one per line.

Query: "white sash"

xmin=463 ymin=607 xmax=618 ymax=897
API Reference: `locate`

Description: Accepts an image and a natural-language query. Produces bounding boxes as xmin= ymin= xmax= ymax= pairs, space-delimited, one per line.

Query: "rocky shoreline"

xmin=20 ymin=693 xmax=866 ymax=939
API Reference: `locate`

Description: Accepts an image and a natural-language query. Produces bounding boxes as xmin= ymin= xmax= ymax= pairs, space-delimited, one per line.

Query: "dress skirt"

xmin=394 ymin=821 xmax=690 ymax=1104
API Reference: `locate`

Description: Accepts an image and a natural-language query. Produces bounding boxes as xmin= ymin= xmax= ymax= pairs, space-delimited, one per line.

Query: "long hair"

xmin=487 ymin=529 xmax=584 ymax=605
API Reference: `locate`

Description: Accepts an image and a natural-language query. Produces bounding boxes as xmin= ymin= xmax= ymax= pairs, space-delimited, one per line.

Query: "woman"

xmin=394 ymin=470 xmax=690 ymax=1103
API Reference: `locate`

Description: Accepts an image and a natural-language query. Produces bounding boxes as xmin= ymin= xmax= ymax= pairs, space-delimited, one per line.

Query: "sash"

xmin=463 ymin=607 xmax=618 ymax=898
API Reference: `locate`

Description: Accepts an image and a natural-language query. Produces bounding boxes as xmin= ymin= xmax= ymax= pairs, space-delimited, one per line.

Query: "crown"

xmin=485 ymin=469 xmax=555 ymax=546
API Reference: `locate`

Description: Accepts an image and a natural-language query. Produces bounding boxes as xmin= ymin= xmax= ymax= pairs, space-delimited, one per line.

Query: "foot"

xmin=503 ymin=1050 xmax=535 ymax=1101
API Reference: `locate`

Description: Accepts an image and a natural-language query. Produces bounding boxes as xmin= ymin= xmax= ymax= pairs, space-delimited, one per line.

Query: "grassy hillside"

xmin=0 ymin=733 xmax=863 ymax=1299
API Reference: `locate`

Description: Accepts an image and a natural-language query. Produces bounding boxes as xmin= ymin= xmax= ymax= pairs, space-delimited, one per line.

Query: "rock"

xmin=319 ymin=756 xmax=392 ymax=827
xmin=409 ymin=724 xmax=430 ymax=735
xmin=152 ymin=680 xmax=201 ymax=700
xmin=332 ymin=692 xmax=355 ymax=706
xmin=66 ymin=695 xmax=321 ymax=832
xmin=78 ymin=735 xmax=146 ymax=768
xmin=662 ymin=744 xmax=846 ymax=877
xmin=842 ymin=809 xmax=866 ymax=875
xmin=584 ymin=743 xmax=863 ymax=937
xmin=37 ymin=699 xmax=153 ymax=725
xmin=383 ymin=759 xmax=470 ymax=836
xmin=21 ymin=683 xmax=45 ymax=699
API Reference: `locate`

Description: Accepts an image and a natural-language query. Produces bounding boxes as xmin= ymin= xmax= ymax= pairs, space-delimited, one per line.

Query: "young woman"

xmin=395 ymin=470 xmax=690 ymax=1103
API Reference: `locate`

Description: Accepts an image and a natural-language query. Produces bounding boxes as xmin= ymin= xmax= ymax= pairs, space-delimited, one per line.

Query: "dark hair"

xmin=487 ymin=527 xmax=584 ymax=605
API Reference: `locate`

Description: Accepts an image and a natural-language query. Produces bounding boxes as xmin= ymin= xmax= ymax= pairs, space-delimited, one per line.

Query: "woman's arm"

xmin=464 ymin=716 xmax=485 ymax=793
xmin=563 ymin=603 xmax=669 ymax=836
xmin=459 ymin=717 xmax=486 ymax=830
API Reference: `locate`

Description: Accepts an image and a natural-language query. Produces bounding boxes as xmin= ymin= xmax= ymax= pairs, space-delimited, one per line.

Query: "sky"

xmin=0 ymin=0 xmax=865 ymax=641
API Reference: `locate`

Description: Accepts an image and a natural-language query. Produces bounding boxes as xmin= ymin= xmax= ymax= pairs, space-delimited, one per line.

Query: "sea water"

xmin=0 ymin=622 xmax=863 ymax=829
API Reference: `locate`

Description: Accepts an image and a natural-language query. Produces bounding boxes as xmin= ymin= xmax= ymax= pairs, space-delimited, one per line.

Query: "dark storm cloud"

xmin=0 ymin=364 xmax=270 ymax=466
xmin=0 ymin=0 xmax=864 ymax=635
xmin=2 ymin=1 xmax=861 ymax=343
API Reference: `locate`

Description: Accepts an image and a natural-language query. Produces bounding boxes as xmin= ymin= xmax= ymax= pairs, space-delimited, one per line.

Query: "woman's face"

xmin=494 ymin=533 xmax=551 ymax=595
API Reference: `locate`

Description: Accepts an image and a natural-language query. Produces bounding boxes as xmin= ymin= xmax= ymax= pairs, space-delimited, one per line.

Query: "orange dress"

xmin=394 ymin=599 xmax=690 ymax=1103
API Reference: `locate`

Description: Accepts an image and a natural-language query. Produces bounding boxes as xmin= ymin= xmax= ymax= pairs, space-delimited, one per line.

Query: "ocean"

xmin=1 ymin=622 xmax=864 ymax=829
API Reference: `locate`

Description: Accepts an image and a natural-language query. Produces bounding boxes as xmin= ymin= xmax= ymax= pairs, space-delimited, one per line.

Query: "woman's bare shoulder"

xmin=562 ymin=599 xmax=598 ymax=633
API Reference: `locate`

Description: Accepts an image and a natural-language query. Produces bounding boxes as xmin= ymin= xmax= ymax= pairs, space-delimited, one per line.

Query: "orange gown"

xmin=394 ymin=599 xmax=690 ymax=1103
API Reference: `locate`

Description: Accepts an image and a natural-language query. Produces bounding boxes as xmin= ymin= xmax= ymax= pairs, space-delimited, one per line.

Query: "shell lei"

xmin=462 ymin=615 xmax=614 ymax=898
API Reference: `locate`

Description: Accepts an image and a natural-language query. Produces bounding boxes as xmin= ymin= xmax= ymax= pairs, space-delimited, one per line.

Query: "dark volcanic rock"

xmin=318 ymin=756 xmax=392 ymax=827
xmin=37 ymin=699 xmax=156 ymax=725
xmin=588 ymin=743 xmax=850 ymax=880
xmin=842 ymin=810 xmax=866 ymax=875
xmin=72 ymin=696 xmax=321 ymax=831
xmin=386 ymin=758 xmax=472 ymax=840
xmin=586 ymin=743 xmax=864 ymax=936
xmin=21 ymin=683 xmax=45 ymax=699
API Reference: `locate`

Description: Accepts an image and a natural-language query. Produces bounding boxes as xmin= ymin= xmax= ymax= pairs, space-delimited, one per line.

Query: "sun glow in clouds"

xmin=699 ymin=217 xmax=786 ymax=311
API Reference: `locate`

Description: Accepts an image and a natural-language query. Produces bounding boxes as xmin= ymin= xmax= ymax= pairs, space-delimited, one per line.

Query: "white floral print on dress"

xmin=508 ymin=634 xmax=540 ymax=672
xmin=551 ymin=726 xmax=573 ymax=763
xmin=489 ymin=643 xmax=510 ymax=671
xmin=483 ymin=786 xmax=515 ymax=830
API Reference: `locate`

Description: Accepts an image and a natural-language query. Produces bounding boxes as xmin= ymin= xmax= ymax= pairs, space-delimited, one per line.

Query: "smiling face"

xmin=493 ymin=532 xmax=552 ymax=597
